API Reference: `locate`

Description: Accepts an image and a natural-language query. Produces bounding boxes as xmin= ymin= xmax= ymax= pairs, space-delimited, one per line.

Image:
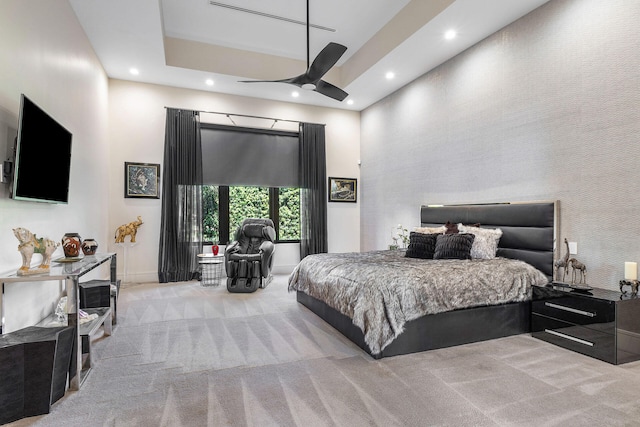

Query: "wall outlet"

xmin=568 ymin=241 xmax=578 ymax=254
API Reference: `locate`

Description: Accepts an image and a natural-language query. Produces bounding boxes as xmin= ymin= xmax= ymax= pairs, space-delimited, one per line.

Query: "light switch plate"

xmin=568 ymin=241 xmax=577 ymax=254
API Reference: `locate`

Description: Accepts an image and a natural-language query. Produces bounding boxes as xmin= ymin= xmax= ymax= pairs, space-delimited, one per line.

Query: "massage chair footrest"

xmin=227 ymin=277 xmax=260 ymax=293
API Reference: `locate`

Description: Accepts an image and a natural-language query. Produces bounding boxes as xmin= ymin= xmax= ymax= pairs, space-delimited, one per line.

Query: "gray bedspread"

xmin=288 ymin=250 xmax=548 ymax=355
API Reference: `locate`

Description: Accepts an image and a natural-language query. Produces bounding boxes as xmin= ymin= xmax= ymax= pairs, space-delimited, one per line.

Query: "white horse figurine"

xmin=13 ymin=227 xmax=59 ymax=276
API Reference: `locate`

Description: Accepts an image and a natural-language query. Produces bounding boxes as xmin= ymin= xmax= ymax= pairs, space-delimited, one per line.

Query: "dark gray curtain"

xmin=299 ymin=123 xmax=328 ymax=258
xmin=158 ymin=108 xmax=203 ymax=282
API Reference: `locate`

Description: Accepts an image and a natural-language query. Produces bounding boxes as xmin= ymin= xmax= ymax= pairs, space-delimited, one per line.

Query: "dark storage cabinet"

xmin=80 ymin=279 xmax=120 ymax=324
xmin=532 ymin=284 xmax=640 ymax=364
xmin=0 ymin=326 xmax=74 ymax=425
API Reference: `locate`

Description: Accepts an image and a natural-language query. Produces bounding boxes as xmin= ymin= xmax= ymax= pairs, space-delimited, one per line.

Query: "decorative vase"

xmin=81 ymin=238 xmax=98 ymax=256
xmin=62 ymin=233 xmax=82 ymax=258
xmin=212 ymin=244 xmax=219 ymax=256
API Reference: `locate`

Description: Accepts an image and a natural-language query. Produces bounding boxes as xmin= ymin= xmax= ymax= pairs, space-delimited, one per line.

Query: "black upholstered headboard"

xmin=420 ymin=201 xmax=557 ymax=280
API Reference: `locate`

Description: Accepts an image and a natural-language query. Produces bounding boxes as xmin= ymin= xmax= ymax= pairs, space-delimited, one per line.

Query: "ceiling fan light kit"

xmin=239 ymin=0 xmax=349 ymax=102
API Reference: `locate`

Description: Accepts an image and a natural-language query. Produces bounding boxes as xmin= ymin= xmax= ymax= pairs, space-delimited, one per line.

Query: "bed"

xmin=289 ymin=201 xmax=558 ymax=359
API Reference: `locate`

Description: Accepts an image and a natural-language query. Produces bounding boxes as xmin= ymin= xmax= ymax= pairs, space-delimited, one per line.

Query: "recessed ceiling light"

xmin=347 ymin=99 xmax=354 ymax=105
xmin=205 ymin=79 xmax=214 ymax=86
xmin=444 ymin=29 xmax=457 ymax=40
xmin=129 ymin=68 xmax=139 ymax=76
xmin=292 ymin=91 xmax=300 ymax=98
xmin=385 ymin=71 xmax=395 ymax=80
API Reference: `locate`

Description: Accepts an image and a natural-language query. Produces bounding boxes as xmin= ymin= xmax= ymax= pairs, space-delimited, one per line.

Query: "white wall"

xmin=361 ymin=0 xmax=640 ymax=290
xmin=108 ymin=80 xmax=360 ymax=282
xmin=0 ymin=1 xmax=360 ymax=328
xmin=0 ymin=0 xmax=110 ymax=332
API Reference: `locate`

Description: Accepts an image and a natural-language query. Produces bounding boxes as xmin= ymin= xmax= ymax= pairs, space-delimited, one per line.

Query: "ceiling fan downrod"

xmin=238 ymin=0 xmax=349 ymax=101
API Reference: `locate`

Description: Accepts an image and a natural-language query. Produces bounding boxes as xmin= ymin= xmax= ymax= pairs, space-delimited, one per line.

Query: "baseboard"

xmin=120 ymin=271 xmax=157 ymax=284
xmin=618 ymin=328 xmax=640 ymax=340
xmin=272 ymin=265 xmax=296 ymax=275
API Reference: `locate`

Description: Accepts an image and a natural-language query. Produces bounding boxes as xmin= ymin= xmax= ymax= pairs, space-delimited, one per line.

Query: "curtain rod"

xmin=164 ymin=107 xmax=325 ymax=127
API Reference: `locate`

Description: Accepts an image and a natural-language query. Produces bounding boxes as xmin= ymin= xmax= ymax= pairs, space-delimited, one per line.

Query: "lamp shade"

xmin=625 ymin=262 xmax=637 ymax=280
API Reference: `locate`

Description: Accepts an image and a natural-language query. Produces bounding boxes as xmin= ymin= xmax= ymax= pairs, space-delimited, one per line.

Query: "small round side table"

xmin=197 ymin=254 xmax=225 ymax=286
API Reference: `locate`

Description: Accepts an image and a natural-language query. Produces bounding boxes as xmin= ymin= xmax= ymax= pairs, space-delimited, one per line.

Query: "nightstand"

xmin=532 ymin=284 xmax=640 ymax=364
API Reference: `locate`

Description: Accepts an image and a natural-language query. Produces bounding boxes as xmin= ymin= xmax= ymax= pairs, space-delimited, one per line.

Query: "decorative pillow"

xmin=405 ymin=232 xmax=438 ymax=259
xmin=458 ymin=224 xmax=503 ymax=259
xmin=444 ymin=221 xmax=459 ymax=234
xmin=414 ymin=225 xmax=446 ymax=234
xmin=433 ymin=233 xmax=475 ymax=260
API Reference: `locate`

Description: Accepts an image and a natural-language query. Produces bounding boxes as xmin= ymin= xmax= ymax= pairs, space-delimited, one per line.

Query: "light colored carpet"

xmin=9 ymin=275 xmax=640 ymax=426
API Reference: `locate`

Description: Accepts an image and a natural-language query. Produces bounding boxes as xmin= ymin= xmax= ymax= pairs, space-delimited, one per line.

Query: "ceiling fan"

xmin=240 ymin=0 xmax=349 ymax=101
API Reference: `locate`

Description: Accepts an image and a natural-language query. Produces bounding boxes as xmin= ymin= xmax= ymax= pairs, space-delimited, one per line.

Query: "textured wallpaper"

xmin=361 ymin=0 xmax=640 ymax=289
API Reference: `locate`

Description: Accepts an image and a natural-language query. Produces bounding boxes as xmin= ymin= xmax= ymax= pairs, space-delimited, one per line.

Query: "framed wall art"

xmin=124 ymin=162 xmax=160 ymax=199
xmin=328 ymin=177 xmax=357 ymax=203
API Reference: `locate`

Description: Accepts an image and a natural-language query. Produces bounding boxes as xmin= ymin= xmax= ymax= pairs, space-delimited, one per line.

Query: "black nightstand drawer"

xmin=532 ymin=297 xmax=614 ymax=327
xmin=532 ymin=314 xmax=615 ymax=364
xmin=532 ymin=284 xmax=640 ymax=364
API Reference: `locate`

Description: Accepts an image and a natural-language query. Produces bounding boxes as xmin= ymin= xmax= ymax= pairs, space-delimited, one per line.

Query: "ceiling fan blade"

xmin=239 ymin=77 xmax=299 ymax=85
xmin=314 ymin=79 xmax=348 ymax=101
xmin=307 ymin=42 xmax=347 ymax=82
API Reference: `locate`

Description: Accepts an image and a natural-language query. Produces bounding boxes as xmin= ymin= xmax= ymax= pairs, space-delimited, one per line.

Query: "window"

xmin=202 ymin=185 xmax=300 ymax=244
xmin=202 ymin=185 xmax=219 ymax=244
xmin=277 ymin=187 xmax=300 ymax=241
xmin=200 ymin=123 xmax=300 ymax=244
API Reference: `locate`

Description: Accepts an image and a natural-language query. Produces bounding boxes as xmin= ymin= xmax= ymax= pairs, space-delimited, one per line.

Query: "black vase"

xmin=81 ymin=238 xmax=98 ymax=256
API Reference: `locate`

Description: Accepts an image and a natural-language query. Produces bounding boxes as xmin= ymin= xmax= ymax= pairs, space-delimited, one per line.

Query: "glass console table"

xmin=0 ymin=253 xmax=116 ymax=390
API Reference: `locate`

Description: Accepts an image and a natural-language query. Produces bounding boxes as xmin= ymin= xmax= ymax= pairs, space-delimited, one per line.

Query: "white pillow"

xmin=457 ymin=224 xmax=502 ymax=259
xmin=414 ymin=225 xmax=446 ymax=234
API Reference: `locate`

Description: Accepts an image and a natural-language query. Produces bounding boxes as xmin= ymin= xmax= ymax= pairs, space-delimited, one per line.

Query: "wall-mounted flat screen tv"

xmin=11 ymin=94 xmax=73 ymax=204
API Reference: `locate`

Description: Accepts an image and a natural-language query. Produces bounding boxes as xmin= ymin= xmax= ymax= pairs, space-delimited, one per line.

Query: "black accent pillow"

xmin=405 ymin=232 xmax=438 ymax=259
xmin=433 ymin=233 xmax=475 ymax=260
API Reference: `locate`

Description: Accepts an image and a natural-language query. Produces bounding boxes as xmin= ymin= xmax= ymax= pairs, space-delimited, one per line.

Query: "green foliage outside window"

xmin=279 ymin=187 xmax=300 ymax=240
xmin=202 ymin=185 xmax=300 ymax=243
xmin=228 ymin=186 xmax=270 ymax=238
xmin=202 ymin=185 xmax=219 ymax=243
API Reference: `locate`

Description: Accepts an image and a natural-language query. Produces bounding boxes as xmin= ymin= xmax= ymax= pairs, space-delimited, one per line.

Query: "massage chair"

xmin=224 ymin=218 xmax=276 ymax=293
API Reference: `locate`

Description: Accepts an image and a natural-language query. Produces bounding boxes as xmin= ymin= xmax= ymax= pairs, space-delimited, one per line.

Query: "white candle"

xmin=625 ymin=262 xmax=637 ymax=280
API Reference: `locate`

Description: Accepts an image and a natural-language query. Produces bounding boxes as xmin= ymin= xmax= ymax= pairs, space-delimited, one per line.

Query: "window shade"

xmin=201 ymin=124 xmax=299 ymax=187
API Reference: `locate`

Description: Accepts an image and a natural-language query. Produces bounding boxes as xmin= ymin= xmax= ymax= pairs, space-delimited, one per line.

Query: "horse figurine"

xmin=13 ymin=227 xmax=59 ymax=276
xmin=568 ymin=257 xmax=587 ymax=285
xmin=115 ymin=216 xmax=143 ymax=243
xmin=620 ymin=279 xmax=640 ymax=295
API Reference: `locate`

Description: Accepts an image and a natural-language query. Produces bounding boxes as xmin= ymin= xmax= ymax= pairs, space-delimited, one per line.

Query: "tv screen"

xmin=12 ymin=95 xmax=72 ymax=204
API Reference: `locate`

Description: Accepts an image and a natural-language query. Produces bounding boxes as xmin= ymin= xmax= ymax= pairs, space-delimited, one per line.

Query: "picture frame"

xmin=328 ymin=177 xmax=357 ymax=203
xmin=124 ymin=162 xmax=160 ymax=199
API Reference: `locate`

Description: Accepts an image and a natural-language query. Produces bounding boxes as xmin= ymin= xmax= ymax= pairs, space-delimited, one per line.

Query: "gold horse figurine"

xmin=13 ymin=227 xmax=59 ymax=276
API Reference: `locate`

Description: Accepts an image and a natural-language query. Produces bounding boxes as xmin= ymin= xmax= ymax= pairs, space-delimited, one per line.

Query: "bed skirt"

xmin=297 ymin=290 xmax=531 ymax=359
